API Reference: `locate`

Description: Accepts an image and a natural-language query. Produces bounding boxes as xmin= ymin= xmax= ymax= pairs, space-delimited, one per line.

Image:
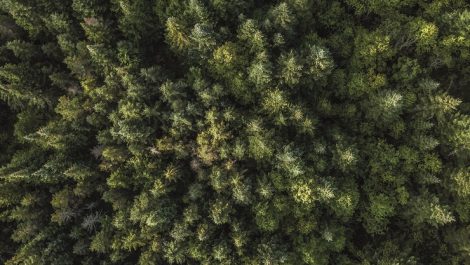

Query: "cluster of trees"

xmin=0 ymin=0 xmax=469 ymax=264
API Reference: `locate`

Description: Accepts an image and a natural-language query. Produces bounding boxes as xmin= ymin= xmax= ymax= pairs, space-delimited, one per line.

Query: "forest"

xmin=0 ymin=0 xmax=469 ymax=264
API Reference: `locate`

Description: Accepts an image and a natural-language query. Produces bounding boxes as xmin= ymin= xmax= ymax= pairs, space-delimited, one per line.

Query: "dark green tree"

xmin=0 ymin=1 xmax=469 ymax=264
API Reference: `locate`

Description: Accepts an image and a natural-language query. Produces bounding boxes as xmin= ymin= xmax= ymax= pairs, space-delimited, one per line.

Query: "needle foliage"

xmin=0 ymin=0 xmax=469 ymax=264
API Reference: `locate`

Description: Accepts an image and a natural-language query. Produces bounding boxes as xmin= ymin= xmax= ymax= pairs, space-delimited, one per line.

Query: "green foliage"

xmin=0 ymin=1 xmax=469 ymax=264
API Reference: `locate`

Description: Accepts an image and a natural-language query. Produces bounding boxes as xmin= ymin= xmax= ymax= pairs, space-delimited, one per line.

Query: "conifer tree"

xmin=0 ymin=1 xmax=469 ymax=264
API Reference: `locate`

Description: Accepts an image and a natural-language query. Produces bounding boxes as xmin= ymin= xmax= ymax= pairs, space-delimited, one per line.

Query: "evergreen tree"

xmin=0 ymin=1 xmax=469 ymax=264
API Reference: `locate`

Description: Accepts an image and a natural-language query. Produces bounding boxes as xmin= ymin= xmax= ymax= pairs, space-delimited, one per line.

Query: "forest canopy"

xmin=0 ymin=0 xmax=469 ymax=264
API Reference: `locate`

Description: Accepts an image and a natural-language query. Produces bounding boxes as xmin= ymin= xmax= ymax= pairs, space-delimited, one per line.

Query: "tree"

xmin=0 ymin=1 xmax=469 ymax=264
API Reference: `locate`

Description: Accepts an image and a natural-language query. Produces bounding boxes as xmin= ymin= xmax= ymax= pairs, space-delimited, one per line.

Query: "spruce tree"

xmin=0 ymin=1 xmax=469 ymax=264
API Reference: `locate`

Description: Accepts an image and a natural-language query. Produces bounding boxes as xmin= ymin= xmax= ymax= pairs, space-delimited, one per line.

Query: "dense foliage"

xmin=0 ymin=0 xmax=469 ymax=264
